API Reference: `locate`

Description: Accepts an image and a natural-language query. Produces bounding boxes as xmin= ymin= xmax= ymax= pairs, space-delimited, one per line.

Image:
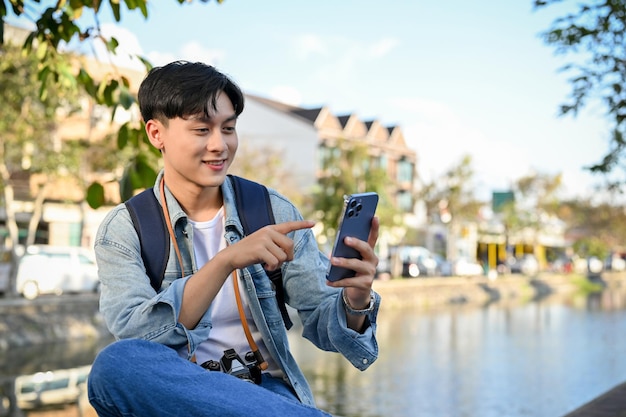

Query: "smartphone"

xmin=326 ymin=192 xmax=379 ymax=282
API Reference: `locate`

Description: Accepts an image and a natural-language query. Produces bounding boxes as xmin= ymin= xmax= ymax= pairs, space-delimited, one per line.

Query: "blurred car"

xmin=587 ymin=256 xmax=604 ymax=275
xmin=16 ymin=245 xmax=100 ymax=300
xmin=433 ymin=254 xmax=453 ymax=276
xmin=399 ymin=246 xmax=438 ymax=278
xmin=604 ymin=253 xmax=626 ymax=272
xmin=15 ymin=365 xmax=90 ymax=410
xmin=509 ymin=254 xmax=539 ymax=275
xmin=451 ymin=257 xmax=483 ymax=277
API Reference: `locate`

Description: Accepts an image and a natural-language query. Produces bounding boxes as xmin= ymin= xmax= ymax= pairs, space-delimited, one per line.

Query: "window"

xmin=397 ymin=190 xmax=413 ymax=212
xmin=397 ymin=158 xmax=414 ymax=183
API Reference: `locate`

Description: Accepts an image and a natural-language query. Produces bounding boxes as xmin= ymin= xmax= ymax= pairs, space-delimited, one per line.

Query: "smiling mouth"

xmin=203 ymin=159 xmax=226 ymax=166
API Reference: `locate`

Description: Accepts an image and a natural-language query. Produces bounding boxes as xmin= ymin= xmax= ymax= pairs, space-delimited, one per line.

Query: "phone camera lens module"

xmin=348 ymin=209 xmax=355 ymax=217
xmin=356 ymin=204 xmax=362 ymax=212
xmin=350 ymin=200 xmax=357 ymax=208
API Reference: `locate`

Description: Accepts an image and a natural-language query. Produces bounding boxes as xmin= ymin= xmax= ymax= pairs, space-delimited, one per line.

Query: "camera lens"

xmin=356 ymin=203 xmax=362 ymax=212
xmin=350 ymin=199 xmax=357 ymax=208
xmin=348 ymin=209 xmax=355 ymax=217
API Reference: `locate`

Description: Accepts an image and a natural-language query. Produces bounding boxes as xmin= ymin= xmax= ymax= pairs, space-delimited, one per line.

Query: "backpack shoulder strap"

xmin=124 ymin=177 xmax=293 ymax=330
xmin=228 ymin=175 xmax=293 ymax=330
xmin=125 ymin=188 xmax=169 ymax=292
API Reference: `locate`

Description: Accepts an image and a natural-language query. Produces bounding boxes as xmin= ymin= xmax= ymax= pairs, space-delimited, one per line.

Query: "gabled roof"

xmin=337 ymin=115 xmax=351 ymax=129
xmin=291 ymin=107 xmax=324 ymax=123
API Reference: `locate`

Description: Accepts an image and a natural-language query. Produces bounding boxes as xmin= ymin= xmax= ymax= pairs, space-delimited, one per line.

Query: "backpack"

xmin=125 ymin=174 xmax=293 ymax=330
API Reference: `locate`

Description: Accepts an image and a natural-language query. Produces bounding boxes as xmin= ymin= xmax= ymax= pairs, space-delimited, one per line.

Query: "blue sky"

xmin=12 ymin=0 xmax=612 ymax=201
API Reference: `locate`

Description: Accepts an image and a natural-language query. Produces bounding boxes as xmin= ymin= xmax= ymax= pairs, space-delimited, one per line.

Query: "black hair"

xmin=137 ymin=60 xmax=245 ymax=124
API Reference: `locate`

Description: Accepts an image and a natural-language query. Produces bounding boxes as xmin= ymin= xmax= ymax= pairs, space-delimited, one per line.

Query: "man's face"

xmin=151 ymin=92 xmax=239 ymax=191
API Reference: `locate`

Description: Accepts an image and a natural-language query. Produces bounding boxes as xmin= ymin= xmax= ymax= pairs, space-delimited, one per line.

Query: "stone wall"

xmin=372 ymin=272 xmax=626 ymax=310
xmin=2 ymin=272 xmax=625 ymax=351
xmin=0 ymin=294 xmax=111 ymax=350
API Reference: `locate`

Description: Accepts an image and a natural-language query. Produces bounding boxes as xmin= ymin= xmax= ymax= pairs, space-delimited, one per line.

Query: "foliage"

xmin=534 ymin=0 xmax=626 ymax=191
xmin=571 ymin=274 xmax=604 ymax=293
xmin=228 ymin=144 xmax=306 ymax=209
xmin=0 ymin=40 xmax=64 ymax=175
xmin=313 ymin=138 xmax=397 ymax=247
xmin=419 ymin=154 xmax=483 ymax=224
xmin=557 ymin=197 xmax=626 ymax=255
xmin=0 ymin=0 xmax=221 ymax=207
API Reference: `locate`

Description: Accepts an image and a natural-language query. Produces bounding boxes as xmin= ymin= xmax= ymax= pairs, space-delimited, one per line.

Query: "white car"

xmin=16 ymin=245 xmax=100 ymax=300
xmin=452 ymin=258 xmax=484 ymax=277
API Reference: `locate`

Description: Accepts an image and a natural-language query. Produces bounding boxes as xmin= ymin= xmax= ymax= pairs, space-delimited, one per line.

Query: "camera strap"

xmin=159 ymin=177 xmax=268 ymax=370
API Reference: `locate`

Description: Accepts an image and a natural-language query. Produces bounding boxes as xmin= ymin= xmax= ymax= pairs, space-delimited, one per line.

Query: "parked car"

xmin=509 ymin=254 xmax=539 ymax=276
xmin=16 ymin=245 xmax=100 ymax=300
xmin=451 ymin=257 xmax=484 ymax=277
xmin=15 ymin=365 xmax=90 ymax=410
xmin=399 ymin=246 xmax=438 ymax=278
xmin=604 ymin=253 xmax=626 ymax=272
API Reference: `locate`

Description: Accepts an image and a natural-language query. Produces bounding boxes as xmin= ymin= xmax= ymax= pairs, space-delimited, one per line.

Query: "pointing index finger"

xmin=273 ymin=220 xmax=315 ymax=235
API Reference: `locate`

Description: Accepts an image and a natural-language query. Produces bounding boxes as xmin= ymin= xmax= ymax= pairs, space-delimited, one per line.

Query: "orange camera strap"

xmin=159 ymin=178 xmax=268 ymax=370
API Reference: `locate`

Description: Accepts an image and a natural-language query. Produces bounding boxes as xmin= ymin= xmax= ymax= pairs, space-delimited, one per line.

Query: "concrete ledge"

xmin=372 ymin=272 xmax=626 ymax=310
xmin=562 ymin=381 xmax=626 ymax=417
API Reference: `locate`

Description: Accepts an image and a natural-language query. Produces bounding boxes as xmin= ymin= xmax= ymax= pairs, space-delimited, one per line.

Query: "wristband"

xmin=342 ymin=289 xmax=375 ymax=315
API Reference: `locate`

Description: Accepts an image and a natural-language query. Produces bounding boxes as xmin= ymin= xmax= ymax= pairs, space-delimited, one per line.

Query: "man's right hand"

xmin=225 ymin=220 xmax=315 ymax=271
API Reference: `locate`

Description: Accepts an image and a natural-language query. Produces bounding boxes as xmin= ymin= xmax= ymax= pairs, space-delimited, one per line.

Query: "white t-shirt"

xmin=178 ymin=208 xmax=281 ymax=376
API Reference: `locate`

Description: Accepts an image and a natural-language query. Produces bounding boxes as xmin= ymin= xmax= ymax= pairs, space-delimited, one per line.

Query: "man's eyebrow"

xmin=188 ymin=113 xmax=238 ymax=122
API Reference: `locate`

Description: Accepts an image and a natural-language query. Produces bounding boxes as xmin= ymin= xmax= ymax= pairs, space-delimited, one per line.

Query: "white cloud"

xmin=268 ymin=86 xmax=303 ymax=106
xmin=94 ymin=24 xmax=145 ymax=70
xmin=147 ymin=42 xmax=225 ymax=67
xmin=395 ymin=97 xmax=532 ymax=199
xmin=368 ymin=37 xmax=400 ymax=58
xmin=292 ymin=34 xmax=327 ymax=60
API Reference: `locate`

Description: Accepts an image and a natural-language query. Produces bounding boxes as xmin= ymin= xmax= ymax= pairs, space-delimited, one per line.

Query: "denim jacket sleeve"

xmin=268 ymin=191 xmax=381 ymax=371
xmin=94 ymin=203 xmax=210 ymax=352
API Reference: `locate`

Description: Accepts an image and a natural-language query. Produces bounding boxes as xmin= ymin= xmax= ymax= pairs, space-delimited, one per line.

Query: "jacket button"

xmin=362 ymin=358 xmax=368 ymax=364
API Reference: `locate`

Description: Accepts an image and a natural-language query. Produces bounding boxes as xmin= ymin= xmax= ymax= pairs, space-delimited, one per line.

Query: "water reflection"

xmin=2 ymin=290 xmax=626 ymax=416
xmin=0 ymin=339 xmax=110 ymax=417
xmin=289 ymin=289 xmax=626 ymax=417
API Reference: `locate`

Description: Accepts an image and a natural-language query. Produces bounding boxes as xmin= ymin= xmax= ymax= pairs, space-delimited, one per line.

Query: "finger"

xmin=342 ymin=236 xmax=376 ymax=262
xmin=367 ymin=216 xmax=380 ymax=248
xmin=272 ymin=220 xmax=315 ymax=235
xmin=330 ymin=255 xmax=377 ymax=278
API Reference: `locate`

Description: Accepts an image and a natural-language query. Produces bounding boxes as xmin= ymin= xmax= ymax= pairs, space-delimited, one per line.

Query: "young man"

xmin=88 ymin=60 xmax=381 ymax=417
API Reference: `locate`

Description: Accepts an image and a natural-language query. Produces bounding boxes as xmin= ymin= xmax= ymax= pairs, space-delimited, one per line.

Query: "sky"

xmin=12 ymin=0 xmax=613 ymax=201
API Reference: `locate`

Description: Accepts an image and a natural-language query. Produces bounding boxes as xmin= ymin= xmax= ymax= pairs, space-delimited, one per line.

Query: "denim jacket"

xmin=94 ymin=171 xmax=381 ymax=406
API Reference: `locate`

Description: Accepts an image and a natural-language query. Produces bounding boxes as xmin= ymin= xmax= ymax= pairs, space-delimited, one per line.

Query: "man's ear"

xmin=145 ymin=119 xmax=164 ymax=150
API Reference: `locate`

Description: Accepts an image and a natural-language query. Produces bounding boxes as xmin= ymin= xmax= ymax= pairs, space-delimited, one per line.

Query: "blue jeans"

xmin=88 ymin=339 xmax=332 ymax=417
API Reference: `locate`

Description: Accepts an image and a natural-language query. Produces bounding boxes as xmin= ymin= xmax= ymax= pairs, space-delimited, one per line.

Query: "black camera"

xmin=201 ymin=349 xmax=262 ymax=384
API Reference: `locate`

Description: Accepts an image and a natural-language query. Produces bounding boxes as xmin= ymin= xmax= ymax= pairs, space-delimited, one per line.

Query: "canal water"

xmin=2 ymin=289 xmax=626 ymax=416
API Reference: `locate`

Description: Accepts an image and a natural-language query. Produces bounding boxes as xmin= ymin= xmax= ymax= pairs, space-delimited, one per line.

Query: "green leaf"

xmin=135 ymin=154 xmax=158 ymax=188
xmin=110 ymin=2 xmax=121 ymax=21
xmin=119 ymin=166 xmax=134 ymax=202
xmin=118 ymin=86 xmax=134 ymax=109
xmin=117 ymin=123 xmax=129 ymax=149
xmin=106 ymin=36 xmax=119 ymax=53
xmin=86 ymin=182 xmax=106 ymax=209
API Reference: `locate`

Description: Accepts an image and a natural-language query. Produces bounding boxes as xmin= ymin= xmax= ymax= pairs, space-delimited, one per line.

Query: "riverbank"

xmin=372 ymin=271 xmax=626 ymax=310
xmin=0 ymin=294 xmax=110 ymax=351
xmin=2 ymin=272 xmax=625 ymax=350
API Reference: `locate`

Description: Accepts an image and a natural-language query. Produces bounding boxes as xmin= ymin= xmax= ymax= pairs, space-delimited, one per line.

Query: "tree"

xmin=417 ymin=154 xmax=483 ymax=258
xmin=0 ymin=39 xmax=83 ymax=294
xmin=419 ymin=154 xmax=482 ymax=225
xmin=557 ymin=197 xmax=626 ymax=258
xmin=1 ymin=0 xmax=222 ymax=208
xmin=498 ymin=171 xmax=563 ymax=260
xmin=229 ymin=143 xmax=306 ymax=209
xmin=313 ymin=138 xmax=397 ymax=251
xmin=534 ymin=0 xmax=626 ymax=191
